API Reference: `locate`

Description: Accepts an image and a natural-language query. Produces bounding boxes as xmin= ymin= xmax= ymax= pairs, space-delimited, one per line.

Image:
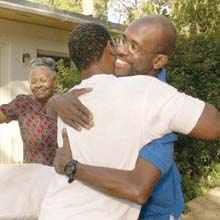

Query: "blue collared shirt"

xmin=138 ymin=68 xmax=184 ymax=220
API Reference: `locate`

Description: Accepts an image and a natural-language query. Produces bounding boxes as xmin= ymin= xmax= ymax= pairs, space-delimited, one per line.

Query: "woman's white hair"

xmin=29 ymin=57 xmax=56 ymax=76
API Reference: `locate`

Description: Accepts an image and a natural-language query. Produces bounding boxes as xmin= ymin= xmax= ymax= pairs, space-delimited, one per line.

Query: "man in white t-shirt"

xmin=39 ymin=23 xmax=220 ymax=220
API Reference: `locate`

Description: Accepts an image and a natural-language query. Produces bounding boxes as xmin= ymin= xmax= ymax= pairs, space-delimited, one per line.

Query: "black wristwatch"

xmin=64 ymin=159 xmax=78 ymax=183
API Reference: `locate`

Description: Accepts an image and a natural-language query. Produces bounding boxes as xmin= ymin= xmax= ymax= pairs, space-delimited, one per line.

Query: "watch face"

xmin=65 ymin=165 xmax=74 ymax=177
xmin=64 ymin=160 xmax=77 ymax=178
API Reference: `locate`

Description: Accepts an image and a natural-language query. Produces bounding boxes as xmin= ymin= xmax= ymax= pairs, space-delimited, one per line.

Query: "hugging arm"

xmin=55 ymin=129 xmax=169 ymax=205
xmin=46 ymin=88 xmax=94 ymax=130
xmin=49 ymin=83 xmax=220 ymax=139
xmin=74 ymin=136 xmax=173 ymax=205
xmin=189 ymin=103 xmax=220 ymax=139
xmin=75 ymin=157 xmax=161 ymax=205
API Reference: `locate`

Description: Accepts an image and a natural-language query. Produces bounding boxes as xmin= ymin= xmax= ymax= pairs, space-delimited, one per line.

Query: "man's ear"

xmin=153 ymin=54 xmax=168 ymax=69
xmin=106 ymin=40 xmax=117 ymax=56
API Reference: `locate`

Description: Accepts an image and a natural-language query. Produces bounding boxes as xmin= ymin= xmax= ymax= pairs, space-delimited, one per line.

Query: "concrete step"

xmin=181 ymin=212 xmax=195 ymax=220
xmin=204 ymin=187 xmax=220 ymax=205
xmin=171 ymin=188 xmax=220 ymax=220
xmin=185 ymin=188 xmax=220 ymax=220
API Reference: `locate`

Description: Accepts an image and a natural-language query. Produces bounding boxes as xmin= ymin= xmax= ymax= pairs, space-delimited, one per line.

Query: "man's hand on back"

xmin=47 ymin=88 xmax=94 ymax=131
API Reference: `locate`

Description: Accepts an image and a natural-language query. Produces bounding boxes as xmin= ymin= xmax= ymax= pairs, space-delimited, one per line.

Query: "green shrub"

xmin=55 ymin=59 xmax=81 ymax=94
xmin=167 ymin=32 xmax=220 ymax=202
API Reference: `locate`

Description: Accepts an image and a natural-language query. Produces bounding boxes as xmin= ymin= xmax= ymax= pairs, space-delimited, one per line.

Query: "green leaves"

xmin=167 ymin=31 xmax=220 ymax=202
xmin=27 ymin=0 xmax=82 ymax=13
xmin=55 ymin=59 xmax=81 ymax=94
xmin=169 ymin=0 xmax=220 ymax=35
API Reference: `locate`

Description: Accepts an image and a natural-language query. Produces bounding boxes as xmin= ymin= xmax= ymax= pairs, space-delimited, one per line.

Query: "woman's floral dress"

xmin=0 ymin=95 xmax=57 ymax=165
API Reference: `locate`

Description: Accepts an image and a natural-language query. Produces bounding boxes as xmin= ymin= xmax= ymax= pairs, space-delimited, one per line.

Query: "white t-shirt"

xmin=39 ymin=74 xmax=204 ymax=220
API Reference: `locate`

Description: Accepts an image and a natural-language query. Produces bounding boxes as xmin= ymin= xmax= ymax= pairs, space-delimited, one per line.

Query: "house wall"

xmin=0 ymin=18 xmax=69 ymax=163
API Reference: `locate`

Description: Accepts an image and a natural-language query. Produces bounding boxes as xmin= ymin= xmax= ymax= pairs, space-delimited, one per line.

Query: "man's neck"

xmin=147 ymin=68 xmax=160 ymax=78
xmin=81 ymin=64 xmax=113 ymax=80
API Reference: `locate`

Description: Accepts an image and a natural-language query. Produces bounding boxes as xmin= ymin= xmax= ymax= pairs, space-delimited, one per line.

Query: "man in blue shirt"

xmin=50 ymin=15 xmax=186 ymax=220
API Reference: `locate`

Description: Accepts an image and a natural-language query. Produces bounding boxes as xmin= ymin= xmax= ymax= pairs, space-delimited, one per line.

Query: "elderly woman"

xmin=0 ymin=57 xmax=57 ymax=166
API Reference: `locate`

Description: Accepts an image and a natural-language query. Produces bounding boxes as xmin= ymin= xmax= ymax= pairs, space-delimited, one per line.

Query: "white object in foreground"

xmin=0 ymin=164 xmax=55 ymax=220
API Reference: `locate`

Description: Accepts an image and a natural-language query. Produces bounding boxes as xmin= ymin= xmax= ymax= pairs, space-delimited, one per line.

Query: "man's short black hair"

xmin=68 ymin=23 xmax=112 ymax=71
